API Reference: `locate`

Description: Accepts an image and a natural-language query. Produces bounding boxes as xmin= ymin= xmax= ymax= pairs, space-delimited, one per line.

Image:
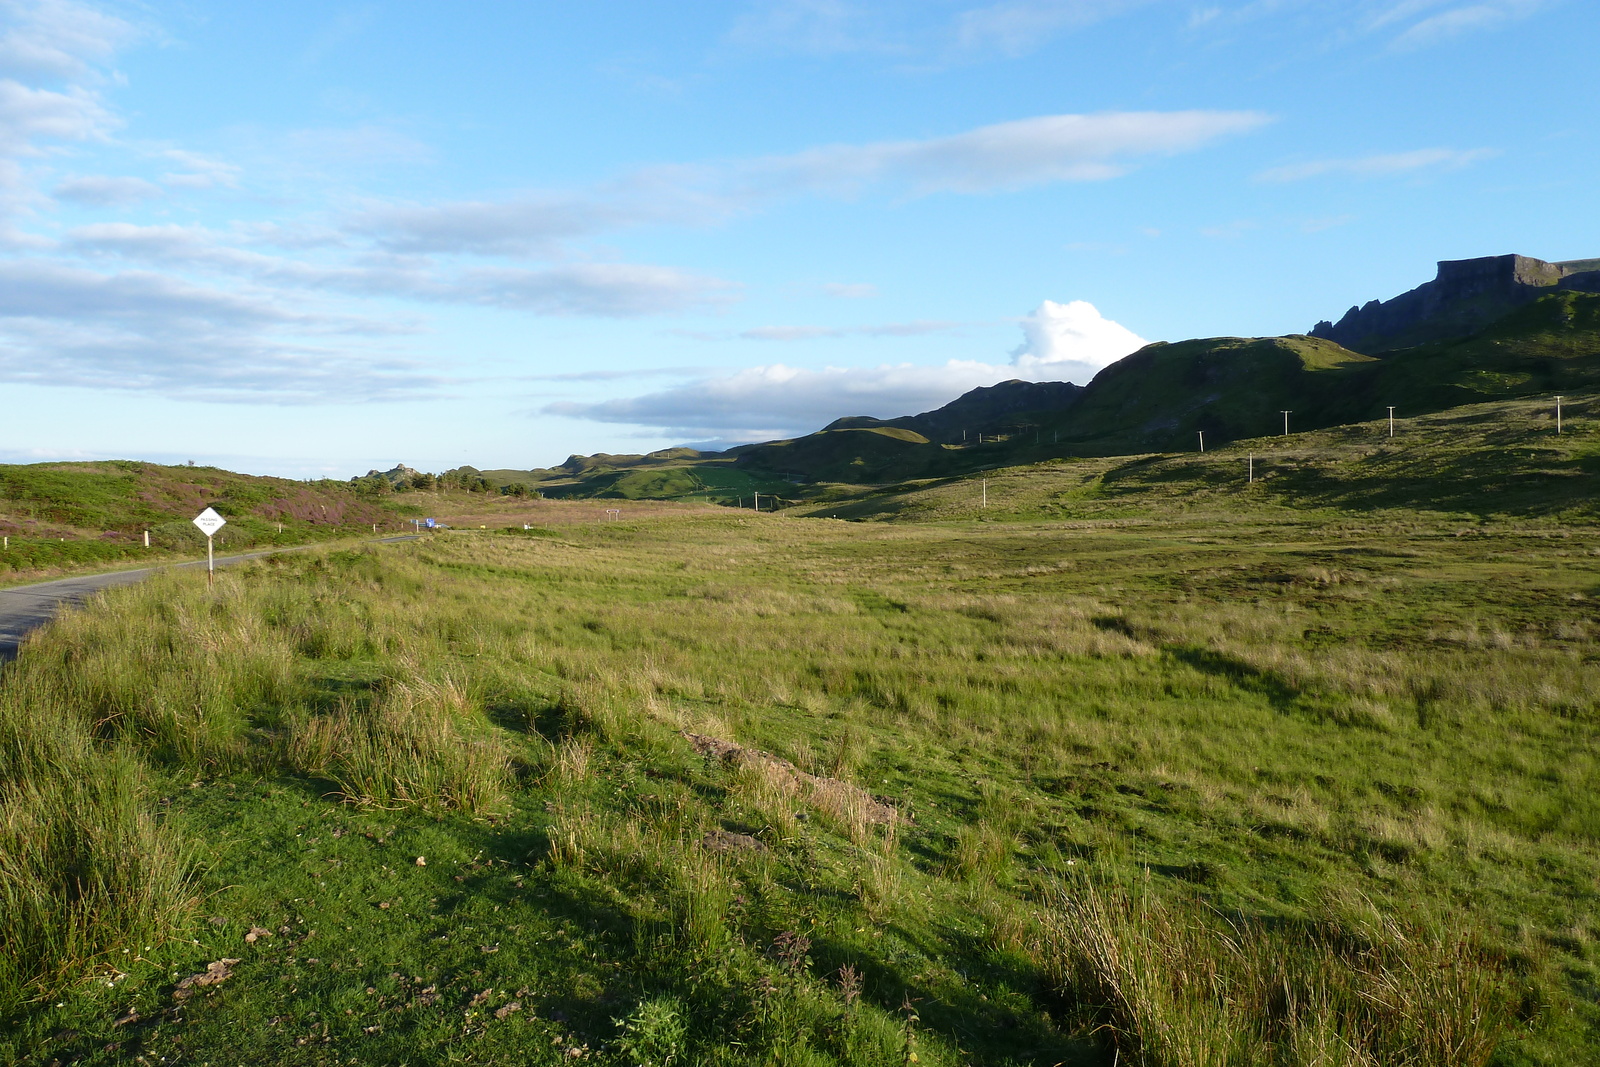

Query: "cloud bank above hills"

xmin=546 ymin=299 xmax=1149 ymax=444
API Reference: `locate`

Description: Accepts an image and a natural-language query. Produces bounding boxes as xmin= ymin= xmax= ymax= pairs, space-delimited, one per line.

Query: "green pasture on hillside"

xmin=1 ymin=500 xmax=1596 ymax=1065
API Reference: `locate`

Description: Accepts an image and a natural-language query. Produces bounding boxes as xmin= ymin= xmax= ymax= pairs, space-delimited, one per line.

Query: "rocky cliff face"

xmin=1311 ymin=254 xmax=1600 ymax=353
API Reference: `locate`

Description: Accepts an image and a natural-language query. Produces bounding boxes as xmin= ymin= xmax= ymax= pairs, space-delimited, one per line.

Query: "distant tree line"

xmin=347 ymin=466 xmax=539 ymax=498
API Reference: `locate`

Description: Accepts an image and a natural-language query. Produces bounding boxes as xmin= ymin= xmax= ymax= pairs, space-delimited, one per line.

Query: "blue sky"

xmin=0 ymin=0 xmax=1593 ymax=476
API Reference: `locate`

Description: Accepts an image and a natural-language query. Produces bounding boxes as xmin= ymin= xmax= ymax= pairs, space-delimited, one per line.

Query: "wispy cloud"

xmin=1383 ymin=0 xmax=1552 ymax=48
xmin=548 ymin=299 xmax=1145 ymax=440
xmin=0 ymin=0 xmax=138 ymax=81
xmin=351 ymin=110 xmax=1270 ymax=256
xmin=1256 ymin=147 xmax=1496 ymax=182
xmin=0 ymin=260 xmax=438 ymax=402
xmin=52 ymin=173 xmax=159 ymax=204
xmin=545 ymin=359 xmax=1007 ymax=441
xmin=741 ymin=110 xmax=1272 ymax=195
xmin=67 ymin=222 xmax=741 ymax=317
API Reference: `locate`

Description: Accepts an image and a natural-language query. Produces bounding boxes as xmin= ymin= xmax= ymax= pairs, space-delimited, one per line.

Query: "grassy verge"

xmin=0 ymin=509 xmax=1595 ymax=1064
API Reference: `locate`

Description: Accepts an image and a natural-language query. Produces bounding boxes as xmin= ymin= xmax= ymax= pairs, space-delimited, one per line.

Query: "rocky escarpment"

xmin=1311 ymin=254 xmax=1600 ymax=354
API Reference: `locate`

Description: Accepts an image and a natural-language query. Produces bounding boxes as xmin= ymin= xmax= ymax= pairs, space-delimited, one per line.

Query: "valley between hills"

xmin=1 ymin=256 xmax=1597 ymax=1066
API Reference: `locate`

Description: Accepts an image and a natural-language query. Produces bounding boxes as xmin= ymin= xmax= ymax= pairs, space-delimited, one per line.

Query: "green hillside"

xmin=445 ymin=291 xmax=1600 ymax=508
xmin=0 ymin=461 xmax=419 ymax=578
xmin=794 ymin=392 xmax=1598 ymax=523
xmin=733 ymin=291 xmax=1600 ymax=490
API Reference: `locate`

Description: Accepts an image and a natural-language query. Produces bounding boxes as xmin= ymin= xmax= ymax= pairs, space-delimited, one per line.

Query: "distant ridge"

xmin=1311 ymin=253 xmax=1600 ymax=353
xmin=822 ymin=379 xmax=1086 ymax=443
xmin=471 ymin=256 xmax=1600 ymax=500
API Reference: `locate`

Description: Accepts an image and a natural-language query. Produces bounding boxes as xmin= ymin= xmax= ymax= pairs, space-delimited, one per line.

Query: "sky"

xmin=0 ymin=0 xmax=1594 ymax=477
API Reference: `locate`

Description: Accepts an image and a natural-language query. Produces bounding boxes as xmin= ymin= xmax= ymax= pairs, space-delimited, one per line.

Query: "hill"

xmin=822 ymin=378 xmax=1086 ymax=442
xmin=794 ymin=391 xmax=1598 ymax=523
xmin=0 ymin=461 xmax=419 ymax=578
xmin=456 ymin=262 xmax=1600 ymax=503
xmin=733 ymin=290 xmax=1600 ymax=488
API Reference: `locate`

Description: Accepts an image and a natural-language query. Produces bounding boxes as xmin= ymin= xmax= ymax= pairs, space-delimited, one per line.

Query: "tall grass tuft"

xmin=288 ymin=671 xmax=510 ymax=815
xmin=0 ymin=677 xmax=192 ymax=1010
xmin=1046 ymin=874 xmax=1516 ymax=1067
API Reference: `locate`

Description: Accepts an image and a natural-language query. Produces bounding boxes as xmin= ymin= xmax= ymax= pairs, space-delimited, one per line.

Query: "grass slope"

xmin=550 ymin=292 xmax=1600 ymax=496
xmin=795 ymin=393 xmax=1599 ymax=524
xmin=1 ymin=492 xmax=1595 ymax=1063
xmin=0 ymin=461 xmax=419 ymax=580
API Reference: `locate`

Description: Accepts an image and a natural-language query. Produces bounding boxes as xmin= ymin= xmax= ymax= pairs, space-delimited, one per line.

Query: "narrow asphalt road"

xmin=0 ymin=535 xmax=419 ymax=664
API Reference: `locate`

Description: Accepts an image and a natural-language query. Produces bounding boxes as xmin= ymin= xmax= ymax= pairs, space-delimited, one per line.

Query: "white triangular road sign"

xmin=193 ymin=507 xmax=226 ymax=537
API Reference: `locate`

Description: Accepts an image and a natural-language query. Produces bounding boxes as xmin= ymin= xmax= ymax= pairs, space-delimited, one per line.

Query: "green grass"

xmin=1 ymin=488 xmax=1596 ymax=1063
xmin=0 ymin=460 xmax=428 ymax=582
xmin=795 ymin=393 xmax=1599 ymax=524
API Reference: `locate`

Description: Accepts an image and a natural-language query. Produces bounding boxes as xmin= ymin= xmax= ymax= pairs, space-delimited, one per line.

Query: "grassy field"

xmin=1 ymin=485 xmax=1596 ymax=1063
xmin=0 ymin=461 xmax=432 ymax=584
xmin=795 ymin=394 xmax=1600 ymax=525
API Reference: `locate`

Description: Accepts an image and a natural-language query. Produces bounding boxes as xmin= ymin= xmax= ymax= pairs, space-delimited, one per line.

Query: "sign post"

xmin=193 ymin=507 xmax=226 ymax=585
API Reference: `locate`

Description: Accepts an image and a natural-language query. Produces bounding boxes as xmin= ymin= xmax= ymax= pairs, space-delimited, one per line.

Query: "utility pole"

xmin=1281 ymin=410 xmax=1291 ymax=437
xmin=1387 ymin=406 xmax=1396 ymax=438
xmin=1198 ymin=430 xmax=1205 ymax=453
xmin=1556 ymin=395 xmax=1564 ymax=434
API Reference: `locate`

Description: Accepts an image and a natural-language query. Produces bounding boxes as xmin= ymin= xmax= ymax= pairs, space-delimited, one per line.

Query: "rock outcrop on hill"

xmin=1311 ymin=254 xmax=1600 ymax=353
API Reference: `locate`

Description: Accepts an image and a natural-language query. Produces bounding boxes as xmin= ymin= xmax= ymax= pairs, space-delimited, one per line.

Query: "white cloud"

xmin=549 ymin=299 xmax=1145 ymax=440
xmin=449 ymin=263 xmax=739 ymax=316
xmin=547 ymin=360 xmax=1008 ymax=441
xmin=1010 ymin=299 xmax=1147 ymax=375
xmin=0 ymin=77 xmax=110 ymax=150
xmin=1256 ymin=147 xmax=1496 ymax=182
xmin=157 ymin=148 xmax=241 ymax=189
xmin=0 ymin=0 xmax=137 ymax=81
xmin=746 ymin=110 xmax=1272 ymax=196
xmin=0 ymin=260 xmax=437 ymax=402
xmin=1386 ymin=0 xmax=1551 ymax=48
xmin=53 ymin=173 xmax=159 ymax=204
xmin=351 ymin=110 xmax=1269 ymax=256
xmin=67 ymin=221 xmax=739 ymax=318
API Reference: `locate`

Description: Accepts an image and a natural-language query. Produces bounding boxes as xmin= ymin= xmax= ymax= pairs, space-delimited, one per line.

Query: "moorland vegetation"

xmin=2 ymin=257 xmax=1597 ymax=1064
xmin=2 ymin=393 xmax=1597 ymax=1064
